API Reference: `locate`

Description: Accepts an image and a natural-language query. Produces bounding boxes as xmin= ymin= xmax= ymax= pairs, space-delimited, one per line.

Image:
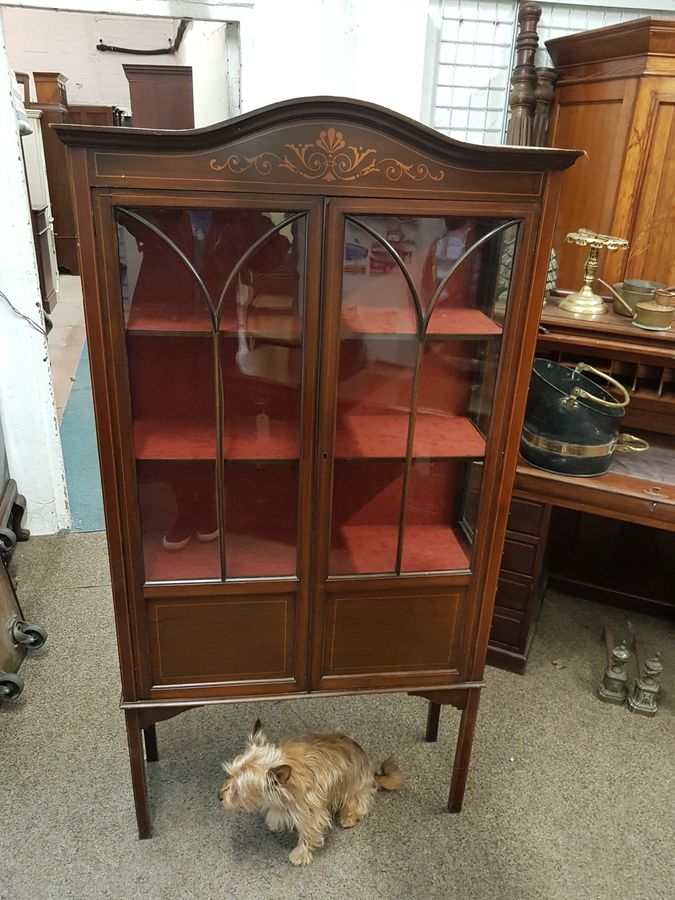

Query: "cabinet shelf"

xmin=330 ymin=523 xmax=470 ymax=575
xmin=341 ymin=306 xmax=501 ymax=339
xmin=134 ymin=413 xmax=484 ymax=462
xmin=126 ymin=306 xmax=302 ymax=341
xmin=133 ymin=419 xmax=300 ymax=460
xmin=143 ymin=532 xmax=297 ymax=582
xmin=126 ymin=305 xmax=500 ymax=342
xmin=335 ymin=413 xmax=485 ymax=459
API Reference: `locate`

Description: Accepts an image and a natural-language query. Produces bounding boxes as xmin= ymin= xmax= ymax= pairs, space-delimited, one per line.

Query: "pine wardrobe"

xmin=56 ymin=98 xmax=580 ymax=837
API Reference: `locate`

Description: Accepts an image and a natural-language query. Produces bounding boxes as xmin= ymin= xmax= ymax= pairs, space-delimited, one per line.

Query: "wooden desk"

xmin=516 ymin=434 xmax=675 ymax=532
xmin=487 ymin=303 xmax=675 ymax=673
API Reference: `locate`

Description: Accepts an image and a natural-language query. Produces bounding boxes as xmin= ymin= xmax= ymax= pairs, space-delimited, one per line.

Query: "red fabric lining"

xmin=134 ymin=414 xmax=483 ymax=461
xmin=334 ymin=414 xmax=484 ymax=458
xmin=329 ymin=524 xmax=469 ymax=575
xmin=137 ymin=460 xmax=299 ymax=581
xmin=341 ymin=306 xmax=500 ymax=337
xmin=134 ymin=418 xmax=299 ymax=460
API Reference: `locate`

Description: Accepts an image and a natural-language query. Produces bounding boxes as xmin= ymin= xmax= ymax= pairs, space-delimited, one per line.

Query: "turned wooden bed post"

xmin=506 ymin=2 xmax=542 ymax=146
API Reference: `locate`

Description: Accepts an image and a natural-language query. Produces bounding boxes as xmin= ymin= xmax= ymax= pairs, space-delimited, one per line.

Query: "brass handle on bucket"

xmin=561 ymin=362 xmax=630 ymax=410
xmin=615 ymin=434 xmax=650 ymax=453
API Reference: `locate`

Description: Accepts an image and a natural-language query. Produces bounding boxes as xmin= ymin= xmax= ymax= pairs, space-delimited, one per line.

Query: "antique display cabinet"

xmin=56 ymin=99 xmax=580 ymax=837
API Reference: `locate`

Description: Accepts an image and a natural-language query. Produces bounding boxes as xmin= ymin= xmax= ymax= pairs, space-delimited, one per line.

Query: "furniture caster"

xmin=0 ymin=527 xmax=17 ymax=561
xmin=12 ymin=619 xmax=47 ymax=650
xmin=0 ymin=671 xmax=24 ymax=703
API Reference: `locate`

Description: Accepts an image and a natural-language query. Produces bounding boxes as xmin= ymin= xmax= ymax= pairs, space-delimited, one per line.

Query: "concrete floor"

xmin=48 ymin=275 xmax=85 ymax=422
xmin=3 ymin=531 xmax=674 ymax=900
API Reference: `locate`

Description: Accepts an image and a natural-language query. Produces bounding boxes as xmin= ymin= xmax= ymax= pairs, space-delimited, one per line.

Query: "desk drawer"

xmin=490 ymin=605 xmax=525 ymax=650
xmin=507 ymin=496 xmax=546 ymax=537
xmin=501 ymin=537 xmax=537 ymax=576
xmin=495 ymin=574 xmax=531 ymax=613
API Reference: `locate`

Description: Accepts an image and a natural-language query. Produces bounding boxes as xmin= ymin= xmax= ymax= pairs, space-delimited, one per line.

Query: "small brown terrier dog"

xmin=218 ymin=720 xmax=402 ymax=865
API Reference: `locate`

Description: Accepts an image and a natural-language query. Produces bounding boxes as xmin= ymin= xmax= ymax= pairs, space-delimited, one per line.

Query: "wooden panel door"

xmin=547 ymin=78 xmax=638 ymax=290
xmin=621 ymin=80 xmax=675 ymax=286
xmin=312 ymin=198 xmax=525 ymax=690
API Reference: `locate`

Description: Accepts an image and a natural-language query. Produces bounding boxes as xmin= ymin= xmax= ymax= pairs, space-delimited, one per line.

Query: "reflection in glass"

xmin=329 ymin=214 xmax=519 ymax=577
xmin=117 ymin=207 xmax=306 ymax=582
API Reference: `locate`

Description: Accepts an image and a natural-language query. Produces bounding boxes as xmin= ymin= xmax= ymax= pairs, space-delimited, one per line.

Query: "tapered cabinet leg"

xmin=125 ymin=709 xmax=152 ymax=838
xmin=425 ymin=702 xmax=441 ymax=742
xmin=448 ymin=688 xmax=481 ymax=813
xmin=144 ymin=724 xmax=159 ymax=763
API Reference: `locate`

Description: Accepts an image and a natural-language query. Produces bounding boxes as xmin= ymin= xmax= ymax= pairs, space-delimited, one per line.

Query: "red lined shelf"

xmin=126 ymin=305 xmax=302 ymax=341
xmin=330 ymin=523 xmax=470 ymax=575
xmin=144 ymin=535 xmax=220 ymax=582
xmin=134 ymin=418 xmax=299 ymax=460
xmin=341 ymin=306 xmax=501 ymax=339
xmin=127 ymin=305 xmax=500 ymax=341
xmin=142 ymin=532 xmax=296 ymax=582
xmin=134 ymin=413 xmax=482 ymax=461
xmin=334 ymin=413 xmax=485 ymax=459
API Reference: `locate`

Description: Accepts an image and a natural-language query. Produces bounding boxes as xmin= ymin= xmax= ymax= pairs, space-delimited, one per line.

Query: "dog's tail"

xmin=374 ymin=757 xmax=402 ymax=791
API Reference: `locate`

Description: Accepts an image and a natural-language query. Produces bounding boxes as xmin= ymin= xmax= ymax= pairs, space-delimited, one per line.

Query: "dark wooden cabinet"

xmin=68 ymin=105 xmax=115 ymax=126
xmin=56 ymin=98 xmax=579 ymax=837
xmin=546 ymin=17 xmax=675 ymax=290
xmin=488 ymin=493 xmax=550 ymax=673
xmin=29 ymin=72 xmax=79 ymax=274
xmin=123 ymin=64 xmax=194 ymax=129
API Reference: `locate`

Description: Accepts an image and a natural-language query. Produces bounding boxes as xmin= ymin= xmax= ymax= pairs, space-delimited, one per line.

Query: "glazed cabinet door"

xmin=99 ymin=194 xmax=322 ymax=698
xmin=312 ymin=199 xmax=523 ymax=690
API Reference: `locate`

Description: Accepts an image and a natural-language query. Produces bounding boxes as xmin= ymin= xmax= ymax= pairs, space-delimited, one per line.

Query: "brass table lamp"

xmin=560 ymin=228 xmax=629 ymax=316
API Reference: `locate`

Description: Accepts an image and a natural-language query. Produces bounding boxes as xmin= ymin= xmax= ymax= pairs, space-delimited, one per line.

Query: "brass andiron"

xmin=628 ymin=637 xmax=663 ymax=717
xmin=597 ymin=627 xmax=630 ymax=705
xmin=560 ymin=229 xmax=629 ymax=316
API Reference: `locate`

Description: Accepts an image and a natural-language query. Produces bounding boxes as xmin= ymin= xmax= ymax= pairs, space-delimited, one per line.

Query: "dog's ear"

xmin=249 ymin=718 xmax=266 ymax=745
xmin=270 ymin=764 xmax=292 ymax=785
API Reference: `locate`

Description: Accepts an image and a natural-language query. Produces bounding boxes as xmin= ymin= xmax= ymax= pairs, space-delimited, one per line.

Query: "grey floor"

xmin=3 ymin=532 xmax=674 ymax=900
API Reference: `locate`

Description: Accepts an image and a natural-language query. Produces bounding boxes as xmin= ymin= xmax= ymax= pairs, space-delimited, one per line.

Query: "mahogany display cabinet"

xmin=56 ymin=98 xmax=580 ymax=837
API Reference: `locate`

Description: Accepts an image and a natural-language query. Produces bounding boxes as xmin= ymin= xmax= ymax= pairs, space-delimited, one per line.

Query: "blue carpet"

xmin=60 ymin=343 xmax=105 ymax=532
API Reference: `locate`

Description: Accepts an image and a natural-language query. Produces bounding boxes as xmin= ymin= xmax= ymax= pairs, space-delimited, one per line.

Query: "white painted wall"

xmin=176 ymin=19 xmax=229 ymax=125
xmin=4 ymin=1 xmax=431 ymax=120
xmin=3 ymin=8 xmax=179 ymax=108
xmin=0 ymin=12 xmax=69 ymax=535
xmin=241 ymin=0 xmax=429 ymax=120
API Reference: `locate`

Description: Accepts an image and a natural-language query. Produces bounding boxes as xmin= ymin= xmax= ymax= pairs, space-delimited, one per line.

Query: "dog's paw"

xmin=289 ymin=846 xmax=313 ymax=866
xmin=339 ymin=812 xmax=359 ymax=829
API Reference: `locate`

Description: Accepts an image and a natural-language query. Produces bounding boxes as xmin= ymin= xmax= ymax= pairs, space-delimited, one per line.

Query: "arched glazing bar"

xmin=396 ymin=217 xmax=522 ymax=574
xmin=344 ymin=215 xmax=424 ymax=335
xmin=117 ymin=207 xmax=305 ymax=582
xmin=346 ymin=214 xmax=522 ymax=575
xmin=422 ymin=219 xmax=520 ymax=335
xmin=214 ymin=211 xmax=306 ymax=329
xmin=117 ymin=208 xmax=218 ymax=329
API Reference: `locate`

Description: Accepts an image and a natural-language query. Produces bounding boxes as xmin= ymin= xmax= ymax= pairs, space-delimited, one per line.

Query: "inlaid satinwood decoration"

xmin=209 ymin=127 xmax=445 ymax=183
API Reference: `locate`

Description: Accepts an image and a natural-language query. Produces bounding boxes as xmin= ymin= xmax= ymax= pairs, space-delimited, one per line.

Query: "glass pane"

xmin=220 ymin=215 xmax=304 ymax=578
xmin=224 ymin=462 xmax=298 ymax=578
xmin=329 ymin=213 xmax=519 ymax=578
xmin=117 ymin=207 xmax=306 ymax=582
xmin=401 ymin=461 xmax=470 ymax=573
xmin=137 ymin=461 xmax=218 ymax=581
xmin=330 ymin=461 xmax=403 ymax=575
